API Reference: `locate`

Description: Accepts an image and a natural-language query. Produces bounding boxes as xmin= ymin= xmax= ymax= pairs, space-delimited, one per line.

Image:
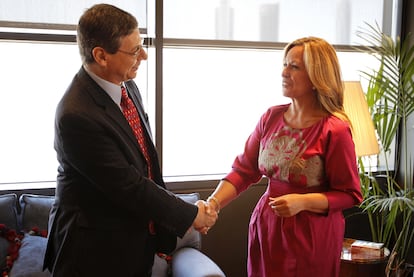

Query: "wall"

xmin=402 ymin=0 xmax=414 ymax=188
xmin=198 ymin=184 xmax=266 ymax=277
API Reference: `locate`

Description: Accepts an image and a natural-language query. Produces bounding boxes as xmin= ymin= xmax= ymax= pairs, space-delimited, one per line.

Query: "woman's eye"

xmin=283 ymin=63 xmax=299 ymax=70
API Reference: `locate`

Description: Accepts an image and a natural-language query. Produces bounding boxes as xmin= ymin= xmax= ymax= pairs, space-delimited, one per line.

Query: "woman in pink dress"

xmin=204 ymin=37 xmax=363 ymax=277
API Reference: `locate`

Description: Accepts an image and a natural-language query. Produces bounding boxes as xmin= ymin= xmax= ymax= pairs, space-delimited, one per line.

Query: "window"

xmin=0 ymin=0 xmax=147 ymax=28
xmin=0 ymin=42 xmax=78 ymax=186
xmin=0 ymin=41 xmax=148 ymax=188
xmin=0 ymin=0 xmax=148 ymax=189
xmin=161 ymin=0 xmax=397 ymax=179
xmin=161 ymin=47 xmax=380 ymax=178
xmin=164 ymin=0 xmax=390 ymax=45
xmin=162 ymin=48 xmax=289 ymax=177
xmin=0 ymin=0 xmax=401 ymax=189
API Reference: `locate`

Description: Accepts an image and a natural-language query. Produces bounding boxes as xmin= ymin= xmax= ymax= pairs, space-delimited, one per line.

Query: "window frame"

xmin=0 ymin=0 xmax=403 ymax=190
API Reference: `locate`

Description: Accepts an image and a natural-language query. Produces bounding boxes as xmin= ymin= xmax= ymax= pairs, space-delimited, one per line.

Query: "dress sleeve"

xmin=323 ymin=119 xmax=363 ymax=212
xmin=224 ymin=110 xmax=272 ymax=194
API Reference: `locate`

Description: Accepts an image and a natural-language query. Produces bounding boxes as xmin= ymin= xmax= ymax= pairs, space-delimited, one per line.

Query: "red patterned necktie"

xmin=120 ymin=86 xmax=153 ymax=179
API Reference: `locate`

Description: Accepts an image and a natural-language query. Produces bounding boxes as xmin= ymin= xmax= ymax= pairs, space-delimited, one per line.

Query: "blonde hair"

xmin=284 ymin=37 xmax=350 ymax=124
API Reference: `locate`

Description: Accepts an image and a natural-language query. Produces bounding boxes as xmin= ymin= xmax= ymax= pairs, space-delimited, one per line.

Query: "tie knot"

xmin=121 ymin=85 xmax=128 ymax=98
xmin=120 ymin=86 xmax=129 ymax=108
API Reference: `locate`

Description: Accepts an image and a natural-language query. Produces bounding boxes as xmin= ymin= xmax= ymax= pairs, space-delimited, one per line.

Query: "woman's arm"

xmin=268 ymin=193 xmax=329 ymax=217
xmin=206 ymin=179 xmax=238 ymax=213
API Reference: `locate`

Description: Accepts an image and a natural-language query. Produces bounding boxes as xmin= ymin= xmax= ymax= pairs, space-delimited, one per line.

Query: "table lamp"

xmin=343 ymin=81 xmax=380 ymax=157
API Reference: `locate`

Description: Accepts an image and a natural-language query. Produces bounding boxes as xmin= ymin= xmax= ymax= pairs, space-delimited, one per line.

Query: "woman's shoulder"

xmin=265 ymin=103 xmax=290 ymax=116
xmin=254 ymin=104 xmax=289 ymax=132
xmin=259 ymin=104 xmax=290 ymax=123
xmin=323 ymin=114 xmax=352 ymax=134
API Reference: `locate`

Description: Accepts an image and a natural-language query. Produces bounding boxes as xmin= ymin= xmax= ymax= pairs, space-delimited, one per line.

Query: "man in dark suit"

xmin=43 ymin=4 xmax=217 ymax=276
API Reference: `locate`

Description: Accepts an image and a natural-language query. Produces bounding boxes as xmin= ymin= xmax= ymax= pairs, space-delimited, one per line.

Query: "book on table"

xmin=350 ymin=240 xmax=385 ymax=256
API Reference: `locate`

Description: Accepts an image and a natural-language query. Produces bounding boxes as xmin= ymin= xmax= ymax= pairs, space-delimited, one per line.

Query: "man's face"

xmin=106 ymin=29 xmax=148 ymax=84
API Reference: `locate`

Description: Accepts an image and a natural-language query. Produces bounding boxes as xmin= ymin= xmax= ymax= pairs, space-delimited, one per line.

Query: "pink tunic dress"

xmin=225 ymin=104 xmax=362 ymax=277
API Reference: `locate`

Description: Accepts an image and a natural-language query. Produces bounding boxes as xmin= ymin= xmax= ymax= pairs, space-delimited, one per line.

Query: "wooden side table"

xmin=340 ymin=238 xmax=390 ymax=277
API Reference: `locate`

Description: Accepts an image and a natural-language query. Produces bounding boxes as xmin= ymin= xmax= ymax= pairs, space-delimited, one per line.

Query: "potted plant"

xmin=356 ymin=22 xmax=414 ymax=276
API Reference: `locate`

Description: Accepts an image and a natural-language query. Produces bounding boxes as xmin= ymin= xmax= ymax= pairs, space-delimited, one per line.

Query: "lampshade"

xmin=343 ymin=81 xmax=380 ymax=157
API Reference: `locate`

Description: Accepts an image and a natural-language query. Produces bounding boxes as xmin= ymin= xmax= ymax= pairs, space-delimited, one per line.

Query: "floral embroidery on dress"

xmin=258 ymin=126 xmax=323 ymax=187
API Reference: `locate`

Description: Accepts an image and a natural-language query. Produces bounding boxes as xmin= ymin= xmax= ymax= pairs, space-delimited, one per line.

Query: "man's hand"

xmin=193 ymin=200 xmax=218 ymax=234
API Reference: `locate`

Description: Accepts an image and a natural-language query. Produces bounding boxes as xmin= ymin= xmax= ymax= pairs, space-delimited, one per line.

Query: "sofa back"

xmin=19 ymin=194 xmax=54 ymax=233
xmin=0 ymin=193 xmax=19 ymax=230
xmin=0 ymin=192 xmax=201 ymax=250
xmin=0 ymin=193 xmax=19 ymax=271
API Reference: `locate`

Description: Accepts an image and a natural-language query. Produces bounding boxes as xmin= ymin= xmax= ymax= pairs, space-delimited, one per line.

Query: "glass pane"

xmin=162 ymin=47 xmax=381 ymax=178
xmin=164 ymin=0 xmax=387 ymax=45
xmin=162 ymin=48 xmax=288 ymax=178
xmin=0 ymin=0 xmax=147 ymax=29
xmin=0 ymin=41 xmax=148 ymax=186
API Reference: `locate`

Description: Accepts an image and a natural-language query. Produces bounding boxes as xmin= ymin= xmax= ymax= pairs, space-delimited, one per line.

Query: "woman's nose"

xmin=281 ymin=67 xmax=288 ymax=78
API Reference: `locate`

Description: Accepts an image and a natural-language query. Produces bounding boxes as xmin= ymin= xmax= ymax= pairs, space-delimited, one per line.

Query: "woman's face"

xmin=281 ymin=45 xmax=314 ymax=99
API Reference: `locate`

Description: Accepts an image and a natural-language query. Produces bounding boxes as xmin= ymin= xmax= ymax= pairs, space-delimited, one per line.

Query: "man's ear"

xmin=91 ymin=47 xmax=107 ymax=66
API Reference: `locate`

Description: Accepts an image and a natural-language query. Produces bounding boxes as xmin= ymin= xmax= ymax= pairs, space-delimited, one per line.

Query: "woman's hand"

xmin=269 ymin=192 xmax=329 ymax=216
xmin=268 ymin=194 xmax=305 ymax=217
xmin=193 ymin=200 xmax=218 ymax=234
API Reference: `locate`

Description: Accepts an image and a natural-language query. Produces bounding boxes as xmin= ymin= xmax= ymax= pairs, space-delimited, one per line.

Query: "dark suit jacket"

xmin=43 ymin=67 xmax=197 ymax=276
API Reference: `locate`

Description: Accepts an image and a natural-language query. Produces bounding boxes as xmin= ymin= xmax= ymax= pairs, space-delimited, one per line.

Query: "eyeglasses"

xmin=117 ymin=45 xmax=144 ymax=58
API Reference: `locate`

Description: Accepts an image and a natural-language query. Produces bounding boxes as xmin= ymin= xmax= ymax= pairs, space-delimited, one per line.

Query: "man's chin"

xmin=128 ymin=72 xmax=137 ymax=80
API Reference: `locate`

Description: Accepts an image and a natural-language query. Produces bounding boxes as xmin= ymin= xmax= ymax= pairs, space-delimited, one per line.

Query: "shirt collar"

xmin=84 ymin=66 xmax=123 ymax=108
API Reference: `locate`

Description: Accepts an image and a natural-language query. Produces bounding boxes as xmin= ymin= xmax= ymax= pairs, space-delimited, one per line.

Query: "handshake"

xmin=192 ymin=197 xmax=220 ymax=235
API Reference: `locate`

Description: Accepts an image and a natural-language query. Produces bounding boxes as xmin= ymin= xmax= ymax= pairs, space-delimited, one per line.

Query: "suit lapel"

xmin=77 ymin=68 xmax=140 ymax=152
xmin=77 ymin=68 xmax=157 ymax=177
